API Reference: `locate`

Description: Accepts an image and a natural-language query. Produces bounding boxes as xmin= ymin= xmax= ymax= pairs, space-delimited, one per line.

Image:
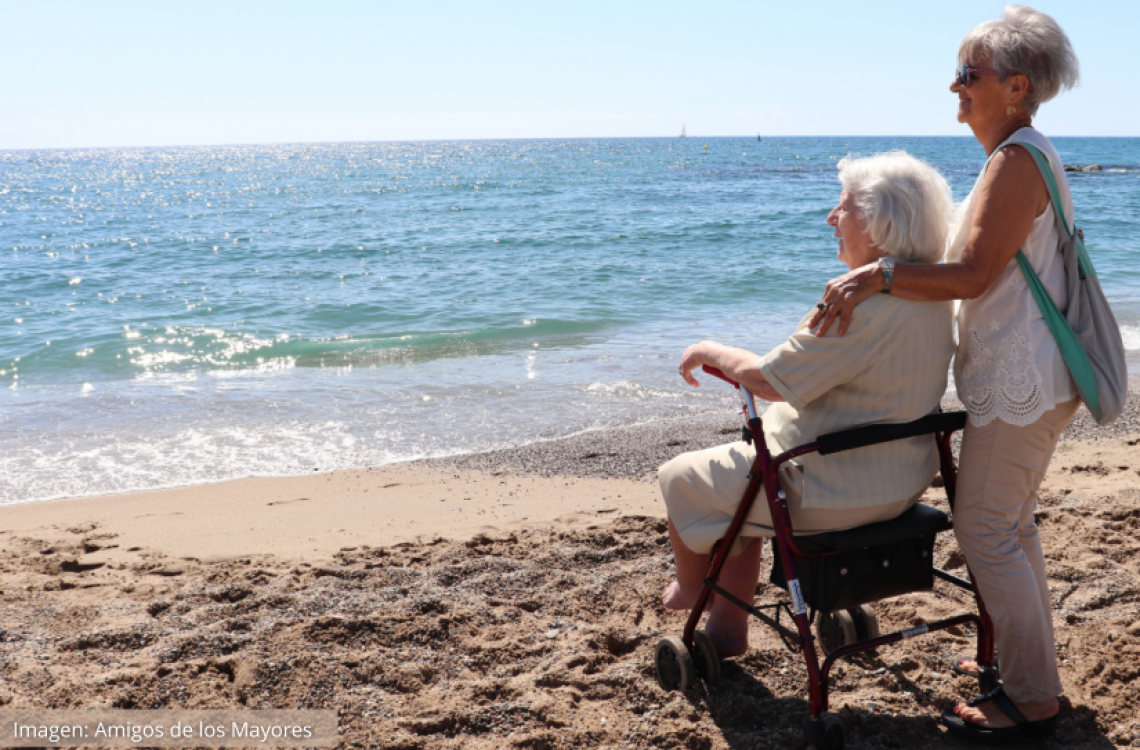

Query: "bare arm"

xmin=677 ymin=340 xmax=785 ymax=402
xmin=810 ymin=145 xmax=1050 ymax=336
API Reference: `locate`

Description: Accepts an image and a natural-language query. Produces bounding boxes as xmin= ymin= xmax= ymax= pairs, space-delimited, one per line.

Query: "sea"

xmin=2 ymin=136 xmax=1138 ymax=505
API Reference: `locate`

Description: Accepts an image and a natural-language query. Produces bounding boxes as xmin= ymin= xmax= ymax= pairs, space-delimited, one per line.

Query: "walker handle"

xmin=701 ymin=365 xmax=739 ymax=388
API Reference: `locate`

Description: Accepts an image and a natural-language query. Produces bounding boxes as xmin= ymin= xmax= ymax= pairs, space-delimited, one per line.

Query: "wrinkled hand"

xmin=808 ymin=262 xmax=882 ymax=336
xmin=678 ymin=342 xmax=712 ymax=387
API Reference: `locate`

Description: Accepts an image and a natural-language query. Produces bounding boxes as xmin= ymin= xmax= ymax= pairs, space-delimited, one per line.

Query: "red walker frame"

xmin=656 ymin=365 xmax=998 ymax=747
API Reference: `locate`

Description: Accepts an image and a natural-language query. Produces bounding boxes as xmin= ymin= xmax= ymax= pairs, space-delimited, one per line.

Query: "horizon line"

xmin=3 ymin=133 xmax=1138 ymax=153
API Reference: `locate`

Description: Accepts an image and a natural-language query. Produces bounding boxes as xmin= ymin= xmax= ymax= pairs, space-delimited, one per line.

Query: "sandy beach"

xmin=1 ymin=398 xmax=1138 ymax=749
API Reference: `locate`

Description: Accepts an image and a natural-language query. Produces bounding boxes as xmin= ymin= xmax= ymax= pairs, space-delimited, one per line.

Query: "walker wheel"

xmin=814 ymin=609 xmax=858 ymax=655
xmin=692 ymin=630 xmax=721 ymax=685
xmin=803 ymin=713 xmax=845 ymax=750
xmin=654 ymin=636 xmax=695 ymax=691
xmin=853 ymin=604 xmax=880 ymax=639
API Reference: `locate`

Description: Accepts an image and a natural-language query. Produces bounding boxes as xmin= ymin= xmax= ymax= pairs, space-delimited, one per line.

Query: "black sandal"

xmin=941 ymin=686 xmax=1058 ymax=743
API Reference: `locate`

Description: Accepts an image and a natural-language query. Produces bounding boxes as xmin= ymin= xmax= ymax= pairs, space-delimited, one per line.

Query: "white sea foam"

xmin=1121 ymin=325 xmax=1140 ymax=351
xmin=0 ymin=420 xmax=421 ymax=506
xmin=585 ymin=379 xmax=683 ymax=400
xmin=205 ymin=358 xmax=296 ymax=378
xmin=133 ymin=371 xmax=199 ymax=384
xmin=0 ymin=352 xmax=738 ymax=506
xmin=132 ymin=350 xmax=194 ymax=368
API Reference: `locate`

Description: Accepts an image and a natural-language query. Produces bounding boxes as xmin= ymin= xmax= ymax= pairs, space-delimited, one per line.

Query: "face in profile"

xmin=827 ymin=190 xmax=873 ymax=269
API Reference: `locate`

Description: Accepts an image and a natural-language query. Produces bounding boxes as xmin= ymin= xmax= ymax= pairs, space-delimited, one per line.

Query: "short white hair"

xmin=959 ymin=5 xmax=1079 ymax=117
xmin=836 ymin=151 xmax=953 ymax=265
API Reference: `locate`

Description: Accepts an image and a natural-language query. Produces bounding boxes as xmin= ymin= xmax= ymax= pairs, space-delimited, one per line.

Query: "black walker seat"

xmin=653 ymin=367 xmax=997 ymax=750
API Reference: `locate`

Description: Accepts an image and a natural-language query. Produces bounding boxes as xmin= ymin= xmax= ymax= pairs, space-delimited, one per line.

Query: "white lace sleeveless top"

xmin=950 ymin=128 xmax=1076 ymax=427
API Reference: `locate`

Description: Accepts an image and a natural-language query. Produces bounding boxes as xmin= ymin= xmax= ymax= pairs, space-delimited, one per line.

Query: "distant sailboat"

xmin=680 ymin=125 xmax=688 ymax=137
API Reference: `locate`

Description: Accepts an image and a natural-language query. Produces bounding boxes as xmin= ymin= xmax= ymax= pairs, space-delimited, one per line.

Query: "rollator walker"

xmin=654 ymin=366 xmax=998 ymax=750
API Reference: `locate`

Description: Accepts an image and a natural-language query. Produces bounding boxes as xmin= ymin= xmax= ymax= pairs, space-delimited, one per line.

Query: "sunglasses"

xmin=955 ymin=63 xmax=999 ymax=88
xmin=955 ymin=63 xmax=1036 ymax=92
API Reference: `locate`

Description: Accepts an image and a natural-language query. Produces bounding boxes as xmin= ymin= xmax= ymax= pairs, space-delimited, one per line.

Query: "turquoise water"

xmin=2 ymin=137 xmax=1138 ymax=503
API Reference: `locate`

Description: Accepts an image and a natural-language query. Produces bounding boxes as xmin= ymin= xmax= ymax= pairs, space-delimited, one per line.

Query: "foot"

xmin=953 ymin=696 xmax=1059 ymax=729
xmin=661 ymin=580 xmax=699 ymax=611
xmin=953 ymin=654 xmax=999 ymax=678
xmin=955 ymin=658 xmax=979 ymax=676
xmin=942 ymin=687 xmax=1060 ymax=741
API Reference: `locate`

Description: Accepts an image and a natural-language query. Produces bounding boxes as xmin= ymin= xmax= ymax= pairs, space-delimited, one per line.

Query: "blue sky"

xmin=1 ymin=0 xmax=1136 ymax=149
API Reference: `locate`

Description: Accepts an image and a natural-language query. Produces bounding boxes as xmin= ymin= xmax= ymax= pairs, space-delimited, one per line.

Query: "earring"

xmin=1007 ymin=105 xmax=1017 ymax=117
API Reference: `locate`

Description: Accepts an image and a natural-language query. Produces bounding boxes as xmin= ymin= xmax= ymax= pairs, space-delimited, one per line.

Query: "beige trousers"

xmin=660 ymin=441 xmax=920 ymax=556
xmin=953 ymin=397 xmax=1080 ymax=704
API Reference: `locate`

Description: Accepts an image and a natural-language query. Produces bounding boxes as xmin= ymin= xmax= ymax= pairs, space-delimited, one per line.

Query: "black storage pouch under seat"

xmin=769 ymin=503 xmax=950 ymax=613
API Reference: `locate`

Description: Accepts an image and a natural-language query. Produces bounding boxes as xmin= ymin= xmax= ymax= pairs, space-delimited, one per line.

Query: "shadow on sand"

xmin=673 ymin=649 xmax=1116 ymax=749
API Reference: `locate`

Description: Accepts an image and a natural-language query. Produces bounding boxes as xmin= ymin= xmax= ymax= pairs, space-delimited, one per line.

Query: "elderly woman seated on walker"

xmin=661 ymin=151 xmax=955 ymax=658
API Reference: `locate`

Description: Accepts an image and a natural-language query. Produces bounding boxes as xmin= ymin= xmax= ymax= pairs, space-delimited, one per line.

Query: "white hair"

xmin=959 ymin=5 xmax=1079 ymax=117
xmin=837 ymin=151 xmax=953 ymax=265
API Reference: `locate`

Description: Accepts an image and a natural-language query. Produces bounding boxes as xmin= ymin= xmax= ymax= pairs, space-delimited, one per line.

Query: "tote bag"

xmin=1010 ymin=142 xmax=1128 ymax=426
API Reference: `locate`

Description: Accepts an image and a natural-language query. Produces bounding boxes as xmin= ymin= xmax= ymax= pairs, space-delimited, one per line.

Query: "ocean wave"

xmin=0 ymin=420 xmax=431 ymax=506
xmin=584 ymin=379 xmax=683 ymax=400
xmin=366 ymin=318 xmax=614 ymax=351
xmin=4 ymin=319 xmax=622 ymax=385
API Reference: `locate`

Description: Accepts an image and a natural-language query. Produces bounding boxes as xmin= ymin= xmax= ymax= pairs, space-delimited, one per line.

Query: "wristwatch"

xmin=878 ymin=257 xmax=895 ymax=294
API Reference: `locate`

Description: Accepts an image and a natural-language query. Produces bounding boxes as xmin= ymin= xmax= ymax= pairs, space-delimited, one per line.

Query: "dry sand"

xmin=0 ymin=400 xmax=1138 ymax=749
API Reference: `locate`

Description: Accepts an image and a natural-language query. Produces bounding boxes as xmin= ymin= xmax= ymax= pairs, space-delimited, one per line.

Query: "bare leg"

xmin=661 ymin=516 xmax=709 ymax=610
xmin=661 ymin=515 xmax=765 ymax=658
xmin=703 ymin=536 xmax=764 ymax=657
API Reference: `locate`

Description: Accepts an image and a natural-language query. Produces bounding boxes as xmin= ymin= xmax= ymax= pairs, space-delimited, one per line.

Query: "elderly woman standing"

xmin=661 ymin=151 xmax=955 ymax=659
xmin=812 ymin=5 xmax=1081 ymax=742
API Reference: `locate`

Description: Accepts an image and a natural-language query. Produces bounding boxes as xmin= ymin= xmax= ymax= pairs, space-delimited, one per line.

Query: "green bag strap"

xmin=1014 ymin=142 xmax=1097 ymax=278
xmin=985 ymin=138 xmax=1102 ymax=417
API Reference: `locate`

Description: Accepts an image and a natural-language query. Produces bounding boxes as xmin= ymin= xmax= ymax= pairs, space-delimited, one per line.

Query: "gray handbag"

xmin=1012 ymin=143 xmax=1129 ymax=426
